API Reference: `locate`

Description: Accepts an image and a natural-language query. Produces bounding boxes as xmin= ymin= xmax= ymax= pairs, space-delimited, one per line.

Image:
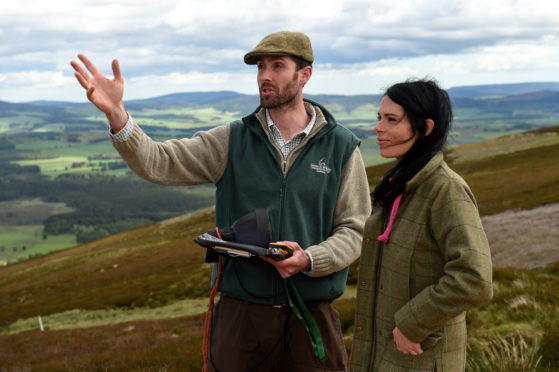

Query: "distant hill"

xmin=126 ymin=90 xmax=246 ymax=108
xmin=5 ymin=81 xmax=557 ymax=108
xmin=453 ymin=90 xmax=559 ymax=107
xmin=2 ymin=82 xmax=558 ymax=133
xmin=447 ymin=81 xmax=559 ymax=99
xmin=12 ymin=81 xmax=559 ymax=106
xmin=0 ymin=100 xmax=63 ymax=113
xmin=27 ymin=100 xmax=88 ymax=107
xmin=126 ymin=92 xmax=383 ymax=115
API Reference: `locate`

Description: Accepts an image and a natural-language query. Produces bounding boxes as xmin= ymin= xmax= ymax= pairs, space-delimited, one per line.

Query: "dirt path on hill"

xmin=482 ymin=203 xmax=559 ymax=269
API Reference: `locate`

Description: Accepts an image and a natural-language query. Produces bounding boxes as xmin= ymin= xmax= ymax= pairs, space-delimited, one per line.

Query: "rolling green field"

xmin=12 ymin=137 xmax=131 ymax=177
xmin=0 ymin=199 xmax=77 ymax=263
xmin=3 ymin=297 xmax=211 ymax=334
xmin=0 ymin=225 xmax=75 ymax=265
xmin=135 ymin=107 xmax=239 ymax=126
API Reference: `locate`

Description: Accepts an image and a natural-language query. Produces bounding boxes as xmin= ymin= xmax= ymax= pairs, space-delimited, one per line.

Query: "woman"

xmin=349 ymin=79 xmax=493 ymax=372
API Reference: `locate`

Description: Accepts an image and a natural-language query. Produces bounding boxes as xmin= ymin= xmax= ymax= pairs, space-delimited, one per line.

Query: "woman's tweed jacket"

xmin=349 ymin=152 xmax=493 ymax=372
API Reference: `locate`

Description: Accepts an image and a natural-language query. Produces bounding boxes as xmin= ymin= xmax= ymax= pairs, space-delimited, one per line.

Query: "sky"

xmin=0 ymin=0 xmax=558 ymax=102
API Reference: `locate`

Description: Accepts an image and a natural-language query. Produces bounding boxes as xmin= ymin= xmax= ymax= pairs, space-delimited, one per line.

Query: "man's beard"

xmin=259 ymin=73 xmax=299 ymax=109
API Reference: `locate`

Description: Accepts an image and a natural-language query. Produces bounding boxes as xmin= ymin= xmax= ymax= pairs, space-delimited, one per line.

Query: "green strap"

xmin=284 ymin=278 xmax=328 ymax=362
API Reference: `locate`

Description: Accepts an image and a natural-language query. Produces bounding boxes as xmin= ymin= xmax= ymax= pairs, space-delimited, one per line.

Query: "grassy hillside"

xmin=0 ymin=314 xmax=207 ymax=371
xmin=448 ymin=126 xmax=559 ymax=216
xmin=1 ymin=265 xmax=556 ymax=371
xmin=1 ymin=126 xmax=559 ymax=371
xmin=366 ymin=125 xmax=559 ymax=217
xmin=0 ymin=207 xmax=215 ymax=326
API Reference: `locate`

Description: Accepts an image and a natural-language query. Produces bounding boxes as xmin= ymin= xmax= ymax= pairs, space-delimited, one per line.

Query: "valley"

xmin=0 ymin=83 xmax=558 ymax=371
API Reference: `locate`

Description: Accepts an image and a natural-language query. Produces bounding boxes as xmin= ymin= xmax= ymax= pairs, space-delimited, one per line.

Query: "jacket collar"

xmin=250 ymin=98 xmax=335 ymax=140
xmin=405 ymin=152 xmax=445 ymax=192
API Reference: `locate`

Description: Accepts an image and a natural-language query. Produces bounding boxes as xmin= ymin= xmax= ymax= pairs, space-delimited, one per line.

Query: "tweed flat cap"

xmin=244 ymin=31 xmax=314 ymax=65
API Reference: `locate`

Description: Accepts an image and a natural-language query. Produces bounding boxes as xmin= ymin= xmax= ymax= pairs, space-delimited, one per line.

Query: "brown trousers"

xmin=208 ymin=296 xmax=348 ymax=372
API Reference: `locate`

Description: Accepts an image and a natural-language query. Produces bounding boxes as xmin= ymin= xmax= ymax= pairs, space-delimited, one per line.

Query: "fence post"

xmin=38 ymin=315 xmax=44 ymax=331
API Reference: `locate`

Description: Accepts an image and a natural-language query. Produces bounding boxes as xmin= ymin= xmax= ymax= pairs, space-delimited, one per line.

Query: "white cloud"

xmin=1 ymin=71 xmax=75 ymax=88
xmin=1 ymin=0 xmax=559 ymax=101
xmin=426 ymin=41 xmax=559 ymax=76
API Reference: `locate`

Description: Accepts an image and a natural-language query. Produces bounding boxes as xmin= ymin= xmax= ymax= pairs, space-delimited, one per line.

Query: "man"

xmin=71 ymin=31 xmax=371 ymax=372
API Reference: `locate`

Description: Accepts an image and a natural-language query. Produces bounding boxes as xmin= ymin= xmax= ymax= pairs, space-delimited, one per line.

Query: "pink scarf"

xmin=377 ymin=193 xmax=403 ymax=243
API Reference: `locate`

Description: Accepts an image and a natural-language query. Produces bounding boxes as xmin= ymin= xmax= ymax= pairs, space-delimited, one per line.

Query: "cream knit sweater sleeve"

xmin=111 ymin=118 xmax=230 ymax=185
xmin=305 ymin=146 xmax=372 ymax=277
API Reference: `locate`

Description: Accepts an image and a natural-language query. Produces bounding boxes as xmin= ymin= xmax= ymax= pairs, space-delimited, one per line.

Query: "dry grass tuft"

xmin=467 ymin=333 xmax=542 ymax=372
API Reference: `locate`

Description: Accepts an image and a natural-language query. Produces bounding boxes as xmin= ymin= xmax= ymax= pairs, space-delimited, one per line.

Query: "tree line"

xmin=1 ymin=161 xmax=215 ymax=243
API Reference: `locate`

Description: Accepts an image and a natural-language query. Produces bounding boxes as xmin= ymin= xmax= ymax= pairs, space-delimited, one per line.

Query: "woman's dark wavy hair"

xmin=372 ymin=78 xmax=453 ymax=209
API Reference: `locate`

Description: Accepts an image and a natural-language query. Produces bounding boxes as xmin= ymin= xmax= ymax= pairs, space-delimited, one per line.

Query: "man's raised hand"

xmin=70 ymin=54 xmax=128 ymax=131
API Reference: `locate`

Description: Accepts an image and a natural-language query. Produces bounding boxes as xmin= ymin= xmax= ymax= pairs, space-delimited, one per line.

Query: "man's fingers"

xmin=70 ymin=60 xmax=86 ymax=76
xmin=259 ymin=256 xmax=293 ymax=279
xmin=78 ymin=53 xmax=101 ymax=76
xmin=71 ymin=60 xmax=90 ymax=83
xmin=86 ymin=85 xmax=96 ymax=101
xmin=74 ymin=72 xmax=90 ymax=90
xmin=277 ymin=241 xmax=301 ymax=251
xmin=112 ymin=59 xmax=123 ymax=82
